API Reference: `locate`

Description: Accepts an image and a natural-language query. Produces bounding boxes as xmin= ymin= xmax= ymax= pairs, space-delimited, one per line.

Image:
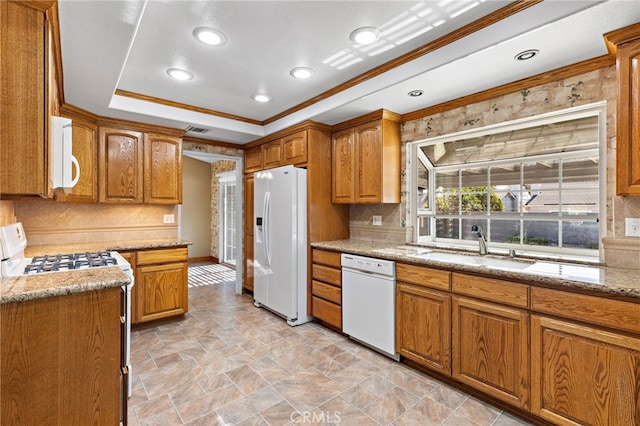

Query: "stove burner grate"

xmin=24 ymin=251 xmax=118 ymax=274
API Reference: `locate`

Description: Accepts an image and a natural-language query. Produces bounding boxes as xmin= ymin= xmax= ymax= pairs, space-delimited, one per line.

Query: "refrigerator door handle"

xmin=264 ymin=191 xmax=271 ymax=266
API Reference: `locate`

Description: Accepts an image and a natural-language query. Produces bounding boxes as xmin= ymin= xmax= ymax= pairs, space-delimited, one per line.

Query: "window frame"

xmin=408 ymin=102 xmax=607 ymax=261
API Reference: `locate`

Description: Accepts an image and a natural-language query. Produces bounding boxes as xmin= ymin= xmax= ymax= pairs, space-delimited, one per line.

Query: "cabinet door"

xmin=0 ymin=2 xmax=47 ymax=196
xmin=396 ymin=282 xmax=451 ymax=375
xmin=282 ymin=131 xmax=307 ymax=165
xmin=262 ymin=139 xmax=283 ymax=169
xmin=244 ymin=232 xmax=254 ymax=292
xmin=616 ymin=39 xmax=640 ymax=195
xmin=244 ymin=146 xmax=262 ymax=173
xmin=1 ymin=297 xmax=59 ymax=423
xmin=531 ymin=315 xmax=640 ymax=426
xmin=144 ymin=133 xmax=182 ymax=204
xmin=452 ymin=296 xmax=529 ymax=409
xmin=135 ymin=262 xmax=187 ymax=323
xmin=354 ymin=121 xmax=382 ymax=203
xmin=244 ymin=175 xmax=254 ymax=292
xmin=59 ymin=290 xmax=121 ymax=425
xmin=331 ymin=128 xmax=355 ymax=203
xmin=98 ymin=127 xmax=144 ymax=203
xmin=57 ymin=117 xmax=98 ymax=203
xmin=245 ymin=175 xmax=254 ymax=233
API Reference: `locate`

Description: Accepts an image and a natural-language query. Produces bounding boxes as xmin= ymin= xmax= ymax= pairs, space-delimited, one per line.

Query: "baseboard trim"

xmin=188 ymin=256 xmax=217 ymax=264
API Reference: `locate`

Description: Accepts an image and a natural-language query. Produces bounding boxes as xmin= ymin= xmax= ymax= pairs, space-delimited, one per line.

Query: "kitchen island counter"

xmin=311 ymin=239 xmax=640 ymax=299
xmin=1 ymin=267 xmax=130 ymax=304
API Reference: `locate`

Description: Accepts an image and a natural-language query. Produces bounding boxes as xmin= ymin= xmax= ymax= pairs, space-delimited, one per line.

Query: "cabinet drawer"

xmin=452 ymin=273 xmax=528 ymax=308
xmin=531 ymin=286 xmax=640 ymax=334
xmin=312 ymin=280 xmax=341 ymax=305
xmin=397 ymin=263 xmax=450 ymax=291
xmin=312 ymin=296 xmax=341 ymax=329
xmin=136 ymin=248 xmax=188 ymax=266
xmin=312 ymin=249 xmax=341 ymax=268
xmin=312 ymin=264 xmax=341 ymax=287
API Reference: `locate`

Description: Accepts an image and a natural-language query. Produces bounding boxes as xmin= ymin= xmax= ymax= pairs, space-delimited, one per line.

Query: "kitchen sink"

xmin=409 ymin=251 xmax=534 ymax=271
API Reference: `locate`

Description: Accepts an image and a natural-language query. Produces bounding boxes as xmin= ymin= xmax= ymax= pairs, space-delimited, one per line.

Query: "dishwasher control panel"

xmin=341 ymin=254 xmax=395 ymax=277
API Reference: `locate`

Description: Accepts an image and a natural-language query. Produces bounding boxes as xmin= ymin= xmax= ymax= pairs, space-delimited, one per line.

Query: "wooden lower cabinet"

xmin=1 ymin=288 xmax=122 ymax=425
xmin=131 ymin=247 xmax=188 ymax=324
xmin=311 ymin=249 xmax=342 ymax=330
xmin=531 ymin=315 xmax=640 ymax=426
xmin=396 ymin=282 xmax=451 ymax=375
xmin=244 ymin=232 xmax=254 ymax=292
xmin=452 ymin=296 xmax=530 ymax=409
xmin=394 ymin=263 xmax=640 ymax=423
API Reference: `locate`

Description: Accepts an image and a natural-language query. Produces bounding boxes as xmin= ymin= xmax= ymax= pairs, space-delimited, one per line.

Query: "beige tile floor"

xmin=128 ymin=279 xmax=533 ymax=425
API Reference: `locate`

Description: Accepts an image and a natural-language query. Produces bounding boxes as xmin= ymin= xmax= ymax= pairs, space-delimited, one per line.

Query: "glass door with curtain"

xmin=218 ymin=172 xmax=237 ymax=267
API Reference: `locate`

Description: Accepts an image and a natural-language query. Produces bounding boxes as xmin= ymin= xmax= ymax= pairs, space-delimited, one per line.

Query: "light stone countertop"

xmin=1 ymin=239 xmax=190 ymax=304
xmin=23 ymin=239 xmax=192 ymax=257
xmin=1 ymin=267 xmax=130 ymax=304
xmin=312 ymin=239 xmax=640 ymax=300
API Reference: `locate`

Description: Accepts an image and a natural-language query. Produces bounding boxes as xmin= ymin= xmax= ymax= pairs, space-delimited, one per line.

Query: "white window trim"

xmin=217 ymin=171 xmax=237 ymax=266
xmin=408 ymin=102 xmax=607 ymax=262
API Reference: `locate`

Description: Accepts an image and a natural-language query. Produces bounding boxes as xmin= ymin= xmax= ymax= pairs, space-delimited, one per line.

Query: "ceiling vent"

xmin=185 ymin=126 xmax=211 ymax=134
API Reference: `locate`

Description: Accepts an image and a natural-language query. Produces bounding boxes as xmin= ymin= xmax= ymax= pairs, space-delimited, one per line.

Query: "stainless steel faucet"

xmin=471 ymin=225 xmax=488 ymax=255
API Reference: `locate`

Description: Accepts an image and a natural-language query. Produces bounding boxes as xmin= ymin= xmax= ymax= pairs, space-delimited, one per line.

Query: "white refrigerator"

xmin=253 ymin=165 xmax=312 ymax=326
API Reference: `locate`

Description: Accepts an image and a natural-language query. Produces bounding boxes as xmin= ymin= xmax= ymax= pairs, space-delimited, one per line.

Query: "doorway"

xmin=217 ymin=171 xmax=237 ymax=267
xmin=181 ymin=150 xmax=244 ymax=295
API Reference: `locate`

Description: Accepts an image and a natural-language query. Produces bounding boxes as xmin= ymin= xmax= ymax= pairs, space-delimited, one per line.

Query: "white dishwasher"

xmin=342 ymin=253 xmax=399 ymax=361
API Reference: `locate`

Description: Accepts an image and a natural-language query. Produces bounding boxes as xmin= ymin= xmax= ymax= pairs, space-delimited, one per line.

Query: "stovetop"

xmin=24 ymin=251 xmax=119 ymax=274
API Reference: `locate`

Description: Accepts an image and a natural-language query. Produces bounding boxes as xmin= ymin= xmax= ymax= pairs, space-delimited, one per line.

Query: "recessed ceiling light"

xmin=253 ymin=94 xmax=271 ymax=103
xmin=408 ymin=90 xmax=424 ymax=97
xmin=166 ymin=68 xmax=194 ymax=81
xmin=290 ymin=67 xmax=315 ymax=79
xmin=514 ymin=49 xmax=539 ymax=61
xmin=193 ymin=27 xmax=226 ymax=46
xmin=350 ymin=26 xmax=381 ymax=45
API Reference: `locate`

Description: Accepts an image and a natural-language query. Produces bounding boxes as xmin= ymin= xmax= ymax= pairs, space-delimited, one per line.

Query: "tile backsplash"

xmin=14 ymin=199 xmax=178 ymax=246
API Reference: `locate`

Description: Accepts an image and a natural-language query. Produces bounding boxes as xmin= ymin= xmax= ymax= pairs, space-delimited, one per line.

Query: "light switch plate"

xmin=372 ymin=215 xmax=382 ymax=226
xmin=626 ymin=218 xmax=640 ymax=237
xmin=163 ymin=214 xmax=175 ymax=224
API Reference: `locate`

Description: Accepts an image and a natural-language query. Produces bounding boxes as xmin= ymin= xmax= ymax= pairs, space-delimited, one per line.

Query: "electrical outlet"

xmin=625 ymin=218 xmax=640 ymax=237
xmin=372 ymin=215 xmax=382 ymax=226
xmin=163 ymin=214 xmax=175 ymax=224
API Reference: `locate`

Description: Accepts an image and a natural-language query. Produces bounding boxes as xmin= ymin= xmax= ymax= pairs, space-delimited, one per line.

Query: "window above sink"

xmin=408 ymin=102 xmax=606 ymax=262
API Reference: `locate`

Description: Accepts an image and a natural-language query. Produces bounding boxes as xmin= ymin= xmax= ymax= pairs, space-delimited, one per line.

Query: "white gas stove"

xmin=0 ymin=222 xmax=134 ymax=399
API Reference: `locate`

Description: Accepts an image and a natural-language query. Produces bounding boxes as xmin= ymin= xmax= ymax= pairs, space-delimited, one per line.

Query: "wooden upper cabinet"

xmin=332 ymin=128 xmax=355 ymax=203
xmin=244 ymin=146 xmax=262 ymax=173
xmin=144 ymin=133 xmax=182 ymax=204
xmin=98 ymin=127 xmax=182 ymax=204
xmin=0 ymin=1 xmax=48 ymax=196
xmin=331 ymin=110 xmax=401 ymax=204
xmin=283 ymin=130 xmax=307 ymax=165
xmin=604 ymin=23 xmax=640 ymax=195
xmin=98 ymin=127 xmax=144 ymax=203
xmin=355 ymin=121 xmax=384 ymax=203
xmin=262 ymin=139 xmax=283 ymax=169
xmin=57 ymin=115 xmax=98 ymax=203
